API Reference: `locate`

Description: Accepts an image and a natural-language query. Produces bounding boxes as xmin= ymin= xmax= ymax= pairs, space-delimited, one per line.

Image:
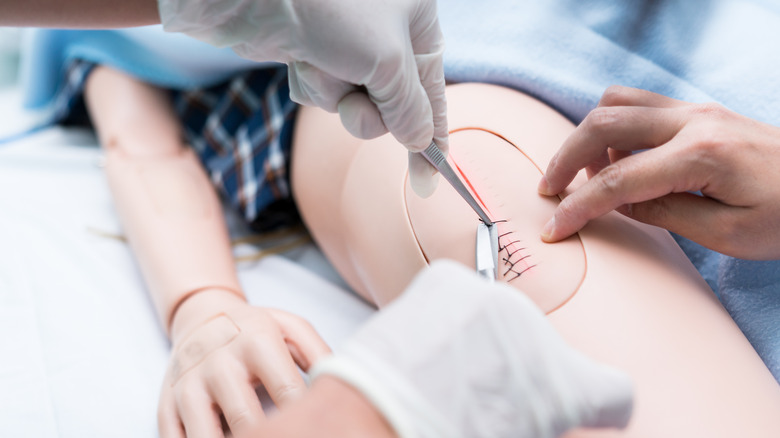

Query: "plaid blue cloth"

xmin=56 ymin=60 xmax=299 ymax=232
xmin=171 ymin=67 xmax=299 ymax=231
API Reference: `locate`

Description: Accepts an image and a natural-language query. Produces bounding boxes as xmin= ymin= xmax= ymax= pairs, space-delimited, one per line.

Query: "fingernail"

xmin=541 ymin=217 xmax=556 ymax=241
xmin=538 ymin=176 xmax=553 ymax=196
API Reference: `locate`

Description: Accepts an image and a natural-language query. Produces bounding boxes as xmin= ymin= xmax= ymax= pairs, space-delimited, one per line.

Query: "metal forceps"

xmin=420 ymin=141 xmax=498 ymax=281
xmin=420 ymin=141 xmax=493 ymax=226
xmin=476 ymin=222 xmax=499 ymax=282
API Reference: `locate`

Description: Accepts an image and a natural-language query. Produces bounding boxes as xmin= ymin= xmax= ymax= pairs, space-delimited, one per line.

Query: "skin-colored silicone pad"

xmin=405 ymin=128 xmax=586 ymax=313
xmin=291 ymin=83 xmax=780 ymax=437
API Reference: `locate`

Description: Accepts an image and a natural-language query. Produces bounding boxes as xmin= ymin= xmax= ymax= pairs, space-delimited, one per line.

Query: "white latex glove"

xmin=312 ymin=260 xmax=633 ymax=438
xmin=158 ymin=0 xmax=448 ymax=197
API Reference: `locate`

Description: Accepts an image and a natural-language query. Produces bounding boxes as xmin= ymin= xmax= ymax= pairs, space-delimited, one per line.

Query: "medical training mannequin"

xmin=83 ymin=66 xmax=633 ymax=438
xmin=291 ymin=83 xmax=780 ymax=437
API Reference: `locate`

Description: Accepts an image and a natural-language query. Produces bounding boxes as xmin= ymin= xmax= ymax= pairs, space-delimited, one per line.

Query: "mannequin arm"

xmin=84 ymin=66 xmax=243 ymax=334
xmin=0 ymin=0 xmax=159 ymax=28
xmin=84 ymin=66 xmax=330 ymax=437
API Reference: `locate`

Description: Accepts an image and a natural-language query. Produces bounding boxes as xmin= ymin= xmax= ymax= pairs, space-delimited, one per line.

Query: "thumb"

xmin=337 ymin=91 xmax=389 ymax=139
xmin=408 ymin=151 xmax=439 ymax=198
xmin=289 ymin=61 xmax=356 ymax=113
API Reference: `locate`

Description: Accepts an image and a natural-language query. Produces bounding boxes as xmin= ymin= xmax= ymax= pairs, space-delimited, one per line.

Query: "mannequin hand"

xmin=158 ymin=288 xmax=331 ymax=438
xmin=539 ymin=86 xmax=780 ymax=260
xmin=158 ymin=0 xmax=448 ymax=197
xmin=313 ymin=260 xmax=633 ymax=438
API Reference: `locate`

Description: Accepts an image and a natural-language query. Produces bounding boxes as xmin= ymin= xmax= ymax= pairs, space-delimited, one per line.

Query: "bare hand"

xmin=158 ymin=289 xmax=331 ymax=438
xmin=538 ymin=85 xmax=780 ymax=260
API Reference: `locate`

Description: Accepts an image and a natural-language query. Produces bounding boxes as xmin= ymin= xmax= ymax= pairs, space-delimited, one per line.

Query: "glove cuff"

xmin=311 ymin=349 xmax=458 ymax=438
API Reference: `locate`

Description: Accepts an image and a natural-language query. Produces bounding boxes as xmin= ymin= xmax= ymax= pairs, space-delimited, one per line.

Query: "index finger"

xmin=540 ymin=105 xmax=684 ymax=197
xmin=541 ymin=139 xmax=704 ymax=242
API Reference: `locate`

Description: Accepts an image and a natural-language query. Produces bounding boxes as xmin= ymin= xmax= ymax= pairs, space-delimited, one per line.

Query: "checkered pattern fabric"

xmin=55 ymin=60 xmax=300 ymax=231
xmin=171 ymin=67 xmax=299 ymax=231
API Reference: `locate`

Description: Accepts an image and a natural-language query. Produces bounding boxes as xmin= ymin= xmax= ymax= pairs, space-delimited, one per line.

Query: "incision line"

xmin=449 ymin=149 xmax=537 ymax=281
xmin=453 ymin=158 xmax=492 ymax=219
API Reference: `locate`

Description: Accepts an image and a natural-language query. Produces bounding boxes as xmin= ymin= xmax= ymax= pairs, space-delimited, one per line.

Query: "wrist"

xmin=169 ymin=287 xmax=246 ymax=342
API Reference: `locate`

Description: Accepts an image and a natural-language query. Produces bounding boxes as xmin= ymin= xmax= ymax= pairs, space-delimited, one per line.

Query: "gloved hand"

xmin=158 ymin=0 xmax=448 ymax=197
xmin=158 ymin=288 xmax=331 ymax=438
xmin=312 ymin=260 xmax=634 ymax=438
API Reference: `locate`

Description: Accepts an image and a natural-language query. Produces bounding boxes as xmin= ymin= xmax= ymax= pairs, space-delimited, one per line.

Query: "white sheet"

xmin=0 ymin=88 xmax=375 ymax=437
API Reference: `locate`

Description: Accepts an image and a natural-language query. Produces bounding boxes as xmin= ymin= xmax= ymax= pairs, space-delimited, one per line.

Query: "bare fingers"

xmin=541 ymin=141 xmax=704 ymax=241
xmin=539 ymin=105 xmax=685 ymax=197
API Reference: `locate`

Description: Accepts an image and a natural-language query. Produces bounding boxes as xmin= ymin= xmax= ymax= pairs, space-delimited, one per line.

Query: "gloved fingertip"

xmin=585 ymin=367 xmax=634 ymax=430
xmin=408 ymin=152 xmax=439 ymax=198
xmin=411 ymin=173 xmax=439 ymax=198
xmin=405 ymin=141 xmax=431 ymax=153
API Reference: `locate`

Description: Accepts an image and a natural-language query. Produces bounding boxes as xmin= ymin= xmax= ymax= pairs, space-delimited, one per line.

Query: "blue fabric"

xmin=20 ymin=26 xmax=265 ymax=109
xmin=437 ymin=0 xmax=780 ymax=381
xmin=171 ymin=67 xmax=300 ymax=231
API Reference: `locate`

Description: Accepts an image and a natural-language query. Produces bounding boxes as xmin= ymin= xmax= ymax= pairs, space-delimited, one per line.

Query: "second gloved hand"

xmin=158 ymin=0 xmax=448 ymax=197
xmin=312 ymin=260 xmax=633 ymax=438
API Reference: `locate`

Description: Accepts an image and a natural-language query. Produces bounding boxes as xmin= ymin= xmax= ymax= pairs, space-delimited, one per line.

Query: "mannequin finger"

xmin=408 ymin=151 xmax=440 ymax=198
xmin=597 ymin=85 xmax=690 ymax=109
xmin=206 ymin=364 xmax=265 ymax=438
xmin=337 ymin=91 xmax=389 ymax=139
xmin=541 ymin=106 xmax=684 ymax=196
xmin=288 ymin=61 xmax=356 ymax=112
xmin=267 ymin=309 xmax=332 ymax=372
xmin=175 ymin=382 xmax=224 ymax=438
xmin=245 ymin=336 xmax=308 ymax=406
xmin=542 ymin=143 xmax=701 ymax=242
xmin=158 ymin=387 xmax=186 ymax=438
